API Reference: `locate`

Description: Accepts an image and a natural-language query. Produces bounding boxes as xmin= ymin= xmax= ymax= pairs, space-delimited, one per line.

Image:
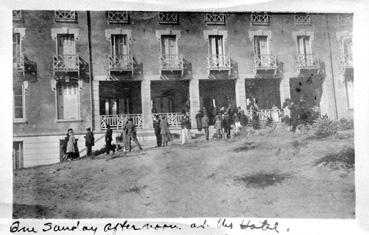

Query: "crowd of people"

xmin=61 ymin=96 xmax=321 ymax=160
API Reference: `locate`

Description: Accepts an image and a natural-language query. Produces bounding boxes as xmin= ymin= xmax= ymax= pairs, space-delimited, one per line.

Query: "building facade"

xmin=12 ymin=10 xmax=353 ymax=168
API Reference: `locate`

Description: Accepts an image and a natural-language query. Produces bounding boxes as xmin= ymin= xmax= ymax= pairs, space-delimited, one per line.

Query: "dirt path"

xmin=13 ymin=129 xmax=355 ymax=218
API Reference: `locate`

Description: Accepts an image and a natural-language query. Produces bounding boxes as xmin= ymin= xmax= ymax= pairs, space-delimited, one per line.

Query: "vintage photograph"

xmin=12 ymin=10 xmax=355 ymax=218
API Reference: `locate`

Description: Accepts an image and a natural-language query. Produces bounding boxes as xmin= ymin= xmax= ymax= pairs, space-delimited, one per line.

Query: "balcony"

xmin=159 ymin=54 xmax=184 ymax=76
xmin=207 ymin=55 xmax=231 ymax=73
xmin=53 ymin=54 xmax=80 ymax=78
xmin=253 ymin=54 xmax=278 ymax=75
xmin=13 ymin=55 xmax=25 ymax=76
xmin=295 ymin=54 xmax=319 ymax=74
xmin=341 ymin=53 xmax=353 ymax=70
xmin=107 ymin=55 xmax=134 ymax=76
xmin=55 ymin=11 xmax=77 ymax=23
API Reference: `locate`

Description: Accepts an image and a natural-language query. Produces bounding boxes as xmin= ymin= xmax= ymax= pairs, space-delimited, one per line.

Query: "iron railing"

xmin=107 ymin=55 xmax=134 ymax=72
xmin=253 ymin=54 xmax=278 ymax=70
xmin=53 ymin=54 xmax=80 ymax=73
xmin=100 ymin=114 xmax=143 ymax=130
xmin=153 ymin=113 xmax=186 ymax=128
xmin=341 ymin=53 xmax=353 ymax=69
xmin=13 ymin=55 xmax=24 ymax=74
xmin=159 ymin=54 xmax=184 ymax=71
xmin=207 ymin=55 xmax=231 ymax=70
xmin=295 ymin=54 xmax=319 ymax=71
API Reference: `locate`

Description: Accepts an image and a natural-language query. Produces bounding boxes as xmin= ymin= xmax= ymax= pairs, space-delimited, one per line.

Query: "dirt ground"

xmin=13 ymin=127 xmax=355 ymax=218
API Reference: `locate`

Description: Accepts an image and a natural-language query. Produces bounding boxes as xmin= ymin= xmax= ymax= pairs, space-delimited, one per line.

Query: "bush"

xmin=311 ymin=118 xmax=338 ymax=138
xmin=337 ymin=118 xmax=354 ymax=130
xmin=296 ymin=123 xmax=313 ymax=135
xmin=314 ymin=146 xmax=354 ymax=170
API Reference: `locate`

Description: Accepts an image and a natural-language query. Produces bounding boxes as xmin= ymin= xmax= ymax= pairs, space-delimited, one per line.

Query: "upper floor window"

xmin=159 ymin=12 xmax=178 ymax=24
xmin=205 ymin=13 xmax=225 ymax=25
xmin=13 ymin=80 xmax=25 ymax=121
xmin=13 ymin=32 xmax=22 ymax=67
xmin=161 ymin=35 xmax=177 ymax=57
xmin=111 ymin=34 xmax=129 ymax=57
xmin=294 ymin=14 xmax=312 ymax=25
xmin=251 ymin=13 xmax=270 ymax=25
xmin=209 ymin=35 xmax=224 ymax=56
xmin=57 ymin=34 xmax=76 ymax=55
xmin=107 ymin=11 xmax=129 ymax=24
xmin=297 ymin=35 xmax=312 ymax=55
xmin=13 ymin=10 xmax=22 ymax=21
xmin=55 ymin=11 xmax=77 ymax=23
xmin=343 ymin=38 xmax=352 ymax=57
xmin=56 ymin=81 xmax=79 ymax=120
xmin=254 ymin=35 xmax=269 ymax=57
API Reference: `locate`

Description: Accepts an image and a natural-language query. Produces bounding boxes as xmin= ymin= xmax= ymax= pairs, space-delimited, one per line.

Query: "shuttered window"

xmin=57 ymin=81 xmax=79 ymax=120
xmin=111 ymin=34 xmax=128 ymax=57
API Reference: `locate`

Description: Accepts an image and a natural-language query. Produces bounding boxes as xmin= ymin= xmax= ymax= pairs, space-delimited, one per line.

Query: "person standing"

xmin=153 ymin=115 xmax=162 ymax=147
xmin=63 ymin=128 xmax=79 ymax=161
xmin=105 ymin=124 xmax=114 ymax=155
xmin=126 ymin=118 xmax=143 ymax=151
xmin=180 ymin=113 xmax=190 ymax=145
xmin=201 ymin=113 xmax=210 ymax=140
xmin=222 ymin=112 xmax=231 ymax=139
xmin=214 ymin=114 xmax=223 ymax=140
xmin=195 ymin=110 xmax=203 ymax=131
xmin=84 ymin=127 xmax=94 ymax=157
xmin=160 ymin=116 xmax=170 ymax=147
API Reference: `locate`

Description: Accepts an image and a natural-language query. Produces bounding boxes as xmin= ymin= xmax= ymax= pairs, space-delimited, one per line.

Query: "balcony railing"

xmin=107 ymin=55 xmax=134 ymax=72
xmin=341 ymin=54 xmax=353 ymax=69
xmin=53 ymin=54 xmax=80 ymax=74
xmin=55 ymin=11 xmax=77 ymax=23
xmin=100 ymin=114 xmax=143 ymax=130
xmin=295 ymin=54 xmax=319 ymax=72
xmin=207 ymin=55 xmax=231 ymax=71
xmin=253 ymin=54 xmax=278 ymax=71
xmin=153 ymin=113 xmax=186 ymax=128
xmin=159 ymin=54 xmax=184 ymax=72
xmin=13 ymin=55 xmax=25 ymax=75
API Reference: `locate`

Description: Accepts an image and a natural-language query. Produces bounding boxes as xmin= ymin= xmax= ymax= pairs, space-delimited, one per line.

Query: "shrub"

xmin=314 ymin=146 xmax=354 ymax=170
xmin=311 ymin=117 xmax=338 ymax=138
xmin=337 ymin=118 xmax=354 ymax=130
xmin=296 ymin=123 xmax=313 ymax=135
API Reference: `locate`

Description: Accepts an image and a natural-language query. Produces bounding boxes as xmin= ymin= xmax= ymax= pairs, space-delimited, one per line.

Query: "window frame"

xmin=55 ymin=80 xmax=82 ymax=122
xmin=13 ymin=141 xmax=23 ymax=169
xmin=13 ymin=81 xmax=27 ymax=123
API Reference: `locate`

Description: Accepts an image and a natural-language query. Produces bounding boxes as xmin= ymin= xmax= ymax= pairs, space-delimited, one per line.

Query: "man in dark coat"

xmin=105 ymin=124 xmax=114 ymax=155
xmin=84 ymin=127 xmax=94 ymax=157
xmin=222 ymin=112 xmax=231 ymax=139
xmin=195 ymin=110 xmax=203 ymax=131
xmin=153 ymin=115 xmax=162 ymax=147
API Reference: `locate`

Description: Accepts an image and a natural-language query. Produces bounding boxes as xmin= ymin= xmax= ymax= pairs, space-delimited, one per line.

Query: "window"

xmin=13 ymin=32 xmax=22 ymax=70
xmin=346 ymin=80 xmax=353 ymax=109
xmin=57 ymin=34 xmax=75 ymax=56
xmin=56 ymin=34 xmax=77 ymax=69
xmin=100 ymin=98 xmax=130 ymax=115
xmin=343 ymin=38 xmax=352 ymax=58
xmin=111 ymin=34 xmax=128 ymax=57
xmin=13 ymin=81 xmax=25 ymax=120
xmin=254 ymin=35 xmax=268 ymax=58
xmin=161 ymin=35 xmax=177 ymax=56
xmin=337 ymin=15 xmax=352 ymax=26
xmin=57 ymin=81 xmax=79 ymax=120
xmin=13 ymin=141 xmax=23 ymax=169
xmin=153 ymin=97 xmax=173 ymax=113
xmin=297 ymin=36 xmax=312 ymax=55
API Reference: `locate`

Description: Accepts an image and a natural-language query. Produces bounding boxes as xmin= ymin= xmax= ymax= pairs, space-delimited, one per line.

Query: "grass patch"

xmin=234 ymin=172 xmax=291 ymax=189
xmin=314 ymin=147 xmax=354 ymax=170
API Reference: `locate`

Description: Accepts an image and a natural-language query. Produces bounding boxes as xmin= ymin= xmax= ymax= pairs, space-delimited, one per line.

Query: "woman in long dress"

xmin=63 ymin=128 xmax=78 ymax=160
xmin=160 ymin=116 xmax=170 ymax=147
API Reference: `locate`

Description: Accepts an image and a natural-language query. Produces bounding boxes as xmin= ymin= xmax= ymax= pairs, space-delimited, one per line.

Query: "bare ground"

xmin=13 ymin=128 xmax=355 ymax=218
